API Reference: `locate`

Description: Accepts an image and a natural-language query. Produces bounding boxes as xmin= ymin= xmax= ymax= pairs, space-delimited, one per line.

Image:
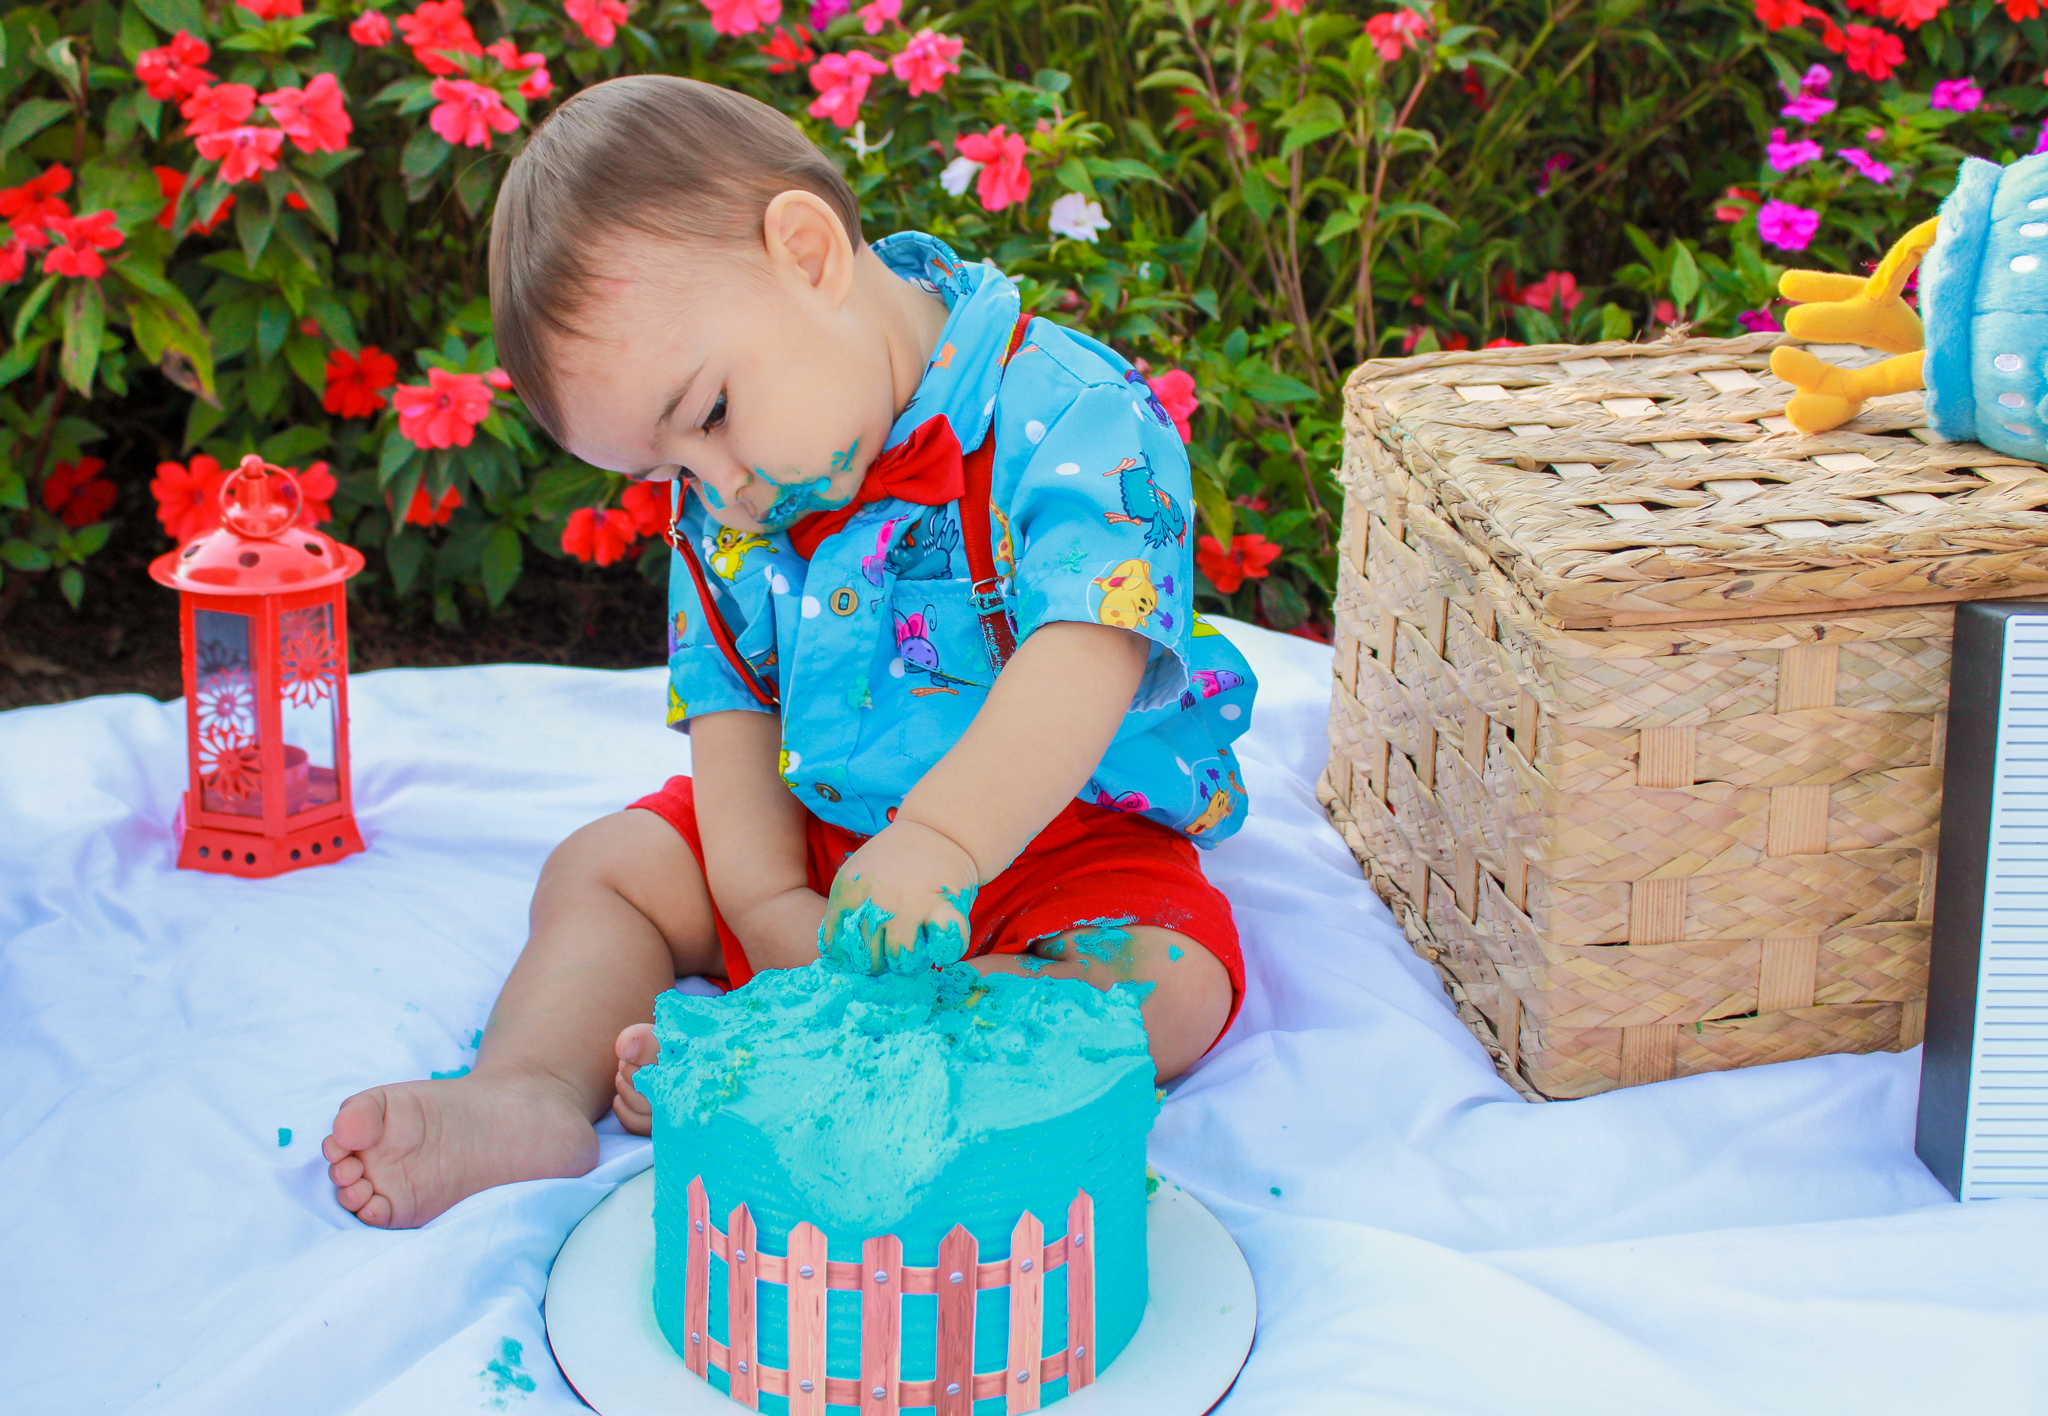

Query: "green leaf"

xmin=301 ymin=288 xmax=358 ymax=352
xmin=0 ymin=334 xmax=45 ymax=389
xmin=1055 ymin=156 xmax=1095 ymax=197
xmin=0 ymin=539 xmax=51 ymax=572
xmin=1669 ymin=241 xmax=1701 ymax=310
xmin=256 ymin=297 xmax=291 ymax=363
xmin=1241 ymin=167 xmax=1277 ymax=224
xmin=284 ymin=332 xmax=327 ymax=393
xmin=530 ymin=463 xmax=613 ymax=520
xmin=453 ymin=158 xmax=497 ymax=218
xmin=67 ymin=520 xmax=112 ymax=558
xmin=183 ymin=392 xmax=227 ymax=449
xmin=59 ymin=566 xmax=83 ymax=607
xmin=1190 ymin=468 xmax=1233 ymax=543
xmin=1315 ymin=209 xmax=1361 ymax=244
xmin=60 ymin=279 xmax=107 ymax=396
xmin=11 ymin=275 xmax=60 ymax=344
xmin=0 ymin=98 xmax=67 ymax=157
xmin=480 ymin=522 xmax=521 ymax=607
xmin=1237 ymin=364 xmax=1319 ymax=404
xmin=134 ymin=0 xmax=207 ymax=36
xmin=1599 ymin=303 xmax=1633 ymax=342
xmin=402 ymin=128 xmax=453 ymax=184
xmin=386 ymin=527 xmax=428 ymax=595
xmin=236 ymin=188 xmax=277 ymax=268
xmin=1280 ymin=118 xmax=1343 ymax=158
xmin=379 ymin=426 xmax=422 ymax=486
xmin=285 ymin=168 xmax=340 ymax=240
xmin=259 ymin=424 xmax=329 ymax=465
xmin=1373 ymin=201 xmax=1455 ymax=230
xmin=0 ymin=463 xmax=25 ymax=510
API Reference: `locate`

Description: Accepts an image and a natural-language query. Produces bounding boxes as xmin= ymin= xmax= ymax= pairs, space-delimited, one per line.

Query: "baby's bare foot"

xmin=321 ymin=1072 xmax=597 ymax=1229
xmin=613 ymin=1023 xmax=660 ymax=1136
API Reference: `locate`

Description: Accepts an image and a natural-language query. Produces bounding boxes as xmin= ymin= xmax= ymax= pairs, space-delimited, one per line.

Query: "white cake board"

xmin=545 ymin=1169 xmax=1256 ymax=1415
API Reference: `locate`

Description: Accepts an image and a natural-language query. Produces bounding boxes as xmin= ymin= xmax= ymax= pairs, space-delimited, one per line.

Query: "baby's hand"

xmin=817 ymin=820 xmax=979 ymax=974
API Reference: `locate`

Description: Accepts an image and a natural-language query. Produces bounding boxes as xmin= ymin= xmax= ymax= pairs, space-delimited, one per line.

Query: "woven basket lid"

xmin=1344 ymin=332 xmax=2048 ymax=629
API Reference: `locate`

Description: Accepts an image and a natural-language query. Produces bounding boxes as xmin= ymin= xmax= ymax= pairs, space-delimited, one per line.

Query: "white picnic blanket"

xmin=3 ymin=618 xmax=2044 ymax=1416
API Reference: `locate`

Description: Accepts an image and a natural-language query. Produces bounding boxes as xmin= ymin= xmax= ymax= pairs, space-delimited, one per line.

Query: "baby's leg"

xmin=322 ymin=809 xmax=719 ymax=1227
xmin=964 ymin=924 xmax=1232 ymax=1081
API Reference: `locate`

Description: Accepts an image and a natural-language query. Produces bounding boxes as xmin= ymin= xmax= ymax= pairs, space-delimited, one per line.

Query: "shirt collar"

xmin=871 ymin=230 xmax=1022 ymax=458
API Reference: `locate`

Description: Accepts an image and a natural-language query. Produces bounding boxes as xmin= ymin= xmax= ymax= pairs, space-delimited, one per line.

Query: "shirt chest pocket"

xmin=885 ymin=577 xmax=996 ymax=698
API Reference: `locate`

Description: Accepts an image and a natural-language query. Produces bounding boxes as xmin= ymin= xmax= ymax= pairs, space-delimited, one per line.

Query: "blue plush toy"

xmin=1771 ymin=152 xmax=2048 ymax=465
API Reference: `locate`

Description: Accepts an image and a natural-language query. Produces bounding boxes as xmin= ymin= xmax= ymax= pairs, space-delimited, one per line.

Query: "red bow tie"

xmin=783 ymin=417 xmax=967 ymax=557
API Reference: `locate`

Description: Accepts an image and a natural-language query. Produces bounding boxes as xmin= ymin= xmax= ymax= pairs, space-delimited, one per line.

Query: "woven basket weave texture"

xmin=1322 ymin=333 xmax=2048 ymax=1099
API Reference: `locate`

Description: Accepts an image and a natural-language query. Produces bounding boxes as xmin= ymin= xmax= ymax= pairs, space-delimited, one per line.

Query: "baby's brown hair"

xmin=489 ymin=75 xmax=863 ymax=443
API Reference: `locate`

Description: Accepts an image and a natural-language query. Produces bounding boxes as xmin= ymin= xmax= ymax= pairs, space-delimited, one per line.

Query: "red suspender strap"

xmin=959 ymin=312 xmax=1033 ymax=674
xmin=666 ymin=487 xmax=780 ymax=710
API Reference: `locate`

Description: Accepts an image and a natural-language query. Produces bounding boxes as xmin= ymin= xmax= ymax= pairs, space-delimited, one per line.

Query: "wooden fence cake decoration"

xmin=681 ymin=1176 xmax=1099 ymax=1415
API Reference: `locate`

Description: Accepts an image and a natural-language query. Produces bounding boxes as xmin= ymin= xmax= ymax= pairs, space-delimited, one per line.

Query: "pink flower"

xmin=1757 ymin=198 xmax=1821 ymax=251
xmin=195 ymin=126 xmax=286 ymax=185
xmin=1259 ymin=0 xmax=1304 ymax=17
xmin=1766 ymin=126 xmax=1823 ymax=172
xmin=567 ymin=0 xmax=629 ymax=43
xmin=891 ymin=27 xmax=963 ymax=96
xmin=1737 ymin=309 xmax=1782 ymax=333
xmin=1535 ymin=152 xmax=1571 ymax=196
xmin=807 ymin=49 xmax=888 ymax=128
xmin=705 ymin=0 xmax=780 ymax=32
xmin=1364 ymin=9 xmax=1428 ymax=61
xmin=485 ymin=38 xmax=553 ymax=98
xmin=1838 ymin=147 xmax=1893 ymax=184
xmin=349 ymin=10 xmax=393 ymax=43
xmin=396 ymin=0 xmax=483 ymax=72
xmin=1518 ymin=271 xmax=1582 ymax=312
xmin=1780 ymin=91 xmax=1835 ymax=122
xmin=1148 ymin=369 xmax=1198 ymax=443
xmin=1930 ymin=78 xmax=1982 ymax=113
xmin=41 ymin=211 xmax=123 ymax=279
xmin=2036 ymin=120 xmax=2048 ymax=157
xmin=180 ymin=83 xmax=258 ymax=137
xmin=260 ymin=72 xmax=352 ymax=154
xmin=810 ymin=0 xmax=848 ymax=24
xmin=238 ymin=0 xmax=304 ymax=17
xmin=135 ymin=31 xmax=215 ymax=102
xmin=429 ymin=79 xmax=521 ymax=148
xmin=393 ymin=367 xmax=494 ymax=448
xmin=856 ymin=0 xmax=898 ymax=32
xmin=954 ymin=126 xmax=1030 ymax=211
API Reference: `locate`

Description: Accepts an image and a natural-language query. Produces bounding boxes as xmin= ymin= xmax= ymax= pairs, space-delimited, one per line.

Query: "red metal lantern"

xmin=150 ymin=454 xmax=367 ymax=877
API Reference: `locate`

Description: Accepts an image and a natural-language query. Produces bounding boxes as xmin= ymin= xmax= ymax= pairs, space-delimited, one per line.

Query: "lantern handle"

xmin=219 ymin=454 xmax=303 ymax=540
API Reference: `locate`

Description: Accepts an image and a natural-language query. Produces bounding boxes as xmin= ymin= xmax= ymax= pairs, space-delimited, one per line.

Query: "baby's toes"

xmin=329 ymin=1151 xmax=366 ymax=1189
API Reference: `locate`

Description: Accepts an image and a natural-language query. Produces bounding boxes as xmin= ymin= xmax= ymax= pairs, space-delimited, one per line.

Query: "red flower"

xmin=396 ymin=0 xmax=484 ymax=74
xmin=134 ymin=32 xmax=215 ymax=102
xmin=152 ymin=454 xmax=228 ymax=543
xmin=393 ymin=367 xmax=494 ymax=448
xmin=891 ymin=27 xmax=963 ymax=97
xmin=0 ymin=240 xmax=27 ymax=284
xmin=402 ymin=483 xmax=462 ymax=525
xmin=195 ymin=126 xmax=287 ymax=185
xmin=1169 ymin=91 xmax=1258 ymax=156
xmin=180 ymin=82 xmax=258 ymax=137
xmin=154 ymin=167 xmax=236 ymax=235
xmin=758 ymin=25 xmax=816 ymax=74
xmin=561 ymin=506 xmax=639 ymax=565
xmin=1483 ymin=337 xmax=1524 ymax=348
xmin=0 ymin=165 xmax=72 ymax=242
xmin=484 ymin=368 xmax=513 ymax=390
xmin=807 ymin=50 xmax=888 ymax=128
xmin=261 ymin=73 xmax=353 ymax=154
xmin=323 ymin=345 xmax=400 ymax=417
xmin=42 ymin=456 xmax=114 ymax=529
xmin=565 ymin=0 xmax=629 ymax=46
xmin=1754 ymin=0 xmax=1814 ymax=26
xmin=706 ymin=0 xmax=781 ymax=33
xmin=291 ymin=461 xmax=337 ymax=526
xmin=1825 ymin=22 xmax=1904 ymax=81
xmin=1713 ymin=185 xmax=1759 ymax=222
xmin=954 ymin=126 xmax=1031 ymax=211
xmin=41 ymin=211 xmax=123 ymax=279
xmin=1364 ymin=9 xmax=1429 ymax=61
xmin=484 ymin=38 xmax=552 ymax=98
xmin=1260 ymin=0 xmax=1304 ymax=17
xmin=429 ymin=79 xmax=520 ymax=148
xmin=2010 ymin=0 xmax=2041 ymax=18
xmin=237 ymin=0 xmax=305 ymax=17
xmin=1517 ymin=271 xmax=1582 ymax=313
xmin=621 ymin=480 xmax=671 ymax=538
xmin=1148 ymin=368 xmax=1198 ymax=443
xmin=1877 ymin=0 xmax=1945 ymax=24
xmin=350 ymin=10 xmax=393 ymax=43
xmin=1196 ymin=533 xmax=1281 ymax=594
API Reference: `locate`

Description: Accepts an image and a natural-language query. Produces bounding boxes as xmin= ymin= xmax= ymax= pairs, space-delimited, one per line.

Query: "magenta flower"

xmin=1766 ymin=127 xmax=1823 ymax=173
xmin=891 ymin=27 xmax=963 ymax=97
xmin=1535 ymin=152 xmax=1571 ymax=196
xmin=1757 ymin=199 xmax=1820 ymax=251
xmin=1779 ymin=63 xmax=1835 ymax=122
xmin=1737 ymin=309 xmax=1782 ymax=333
xmin=1839 ymin=148 xmax=1893 ymax=184
xmin=428 ymin=79 xmax=519 ymax=148
xmin=809 ymin=0 xmax=849 ymax=24
xmin=1930 ymin=78 xmax=1982 ymax=113
xmin=806 ymin=50 xmax=887 ymax=128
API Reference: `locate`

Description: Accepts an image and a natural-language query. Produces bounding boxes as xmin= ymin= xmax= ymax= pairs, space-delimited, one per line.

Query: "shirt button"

xmin=830 ymin=586 xmax=860 ymax=615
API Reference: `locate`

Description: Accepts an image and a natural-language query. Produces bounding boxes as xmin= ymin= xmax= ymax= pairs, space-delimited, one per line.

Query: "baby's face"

xmin=550 ymin=232 xmax=897 ymax=534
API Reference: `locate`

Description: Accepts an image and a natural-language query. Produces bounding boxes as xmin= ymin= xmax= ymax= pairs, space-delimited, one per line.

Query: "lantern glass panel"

xmin=193 ymin=608 xmax=265 ymax=819
xmin=279 ymin=603 xmax=343 ymax=816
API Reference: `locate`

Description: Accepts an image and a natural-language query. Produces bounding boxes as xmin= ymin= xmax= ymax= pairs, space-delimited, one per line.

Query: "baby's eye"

xmin=700 ymin=391 xmax=727 ymax=433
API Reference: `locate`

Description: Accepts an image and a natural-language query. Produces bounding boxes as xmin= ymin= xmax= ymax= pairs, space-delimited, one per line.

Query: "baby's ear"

xmin=763 ymin=189 xmax=855 ymax=306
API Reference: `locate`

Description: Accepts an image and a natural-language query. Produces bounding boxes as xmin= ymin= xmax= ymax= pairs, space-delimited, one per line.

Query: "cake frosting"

xmin=639 ymin=928 xmax=1157 ymax=1413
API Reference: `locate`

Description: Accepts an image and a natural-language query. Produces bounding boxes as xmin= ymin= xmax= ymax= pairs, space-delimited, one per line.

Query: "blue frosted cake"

xmin=637 ymin=958 xmax=1158 ymax=1413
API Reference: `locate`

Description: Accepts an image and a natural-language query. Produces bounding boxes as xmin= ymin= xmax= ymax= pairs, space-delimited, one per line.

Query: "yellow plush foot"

xmin=1771 ymin=346 xmax=1865 ymax=432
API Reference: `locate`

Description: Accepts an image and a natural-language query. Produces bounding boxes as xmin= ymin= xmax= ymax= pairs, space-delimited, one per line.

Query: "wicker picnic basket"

xmin=1320 ymin=332 xmax=2048 ymax=1100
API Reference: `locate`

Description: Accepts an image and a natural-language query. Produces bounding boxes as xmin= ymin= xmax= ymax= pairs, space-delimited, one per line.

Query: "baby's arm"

xmin=688 ymin=710 xmax=827 ymax=972
xmin=819 ymin=621 xmax=1149 ymax=965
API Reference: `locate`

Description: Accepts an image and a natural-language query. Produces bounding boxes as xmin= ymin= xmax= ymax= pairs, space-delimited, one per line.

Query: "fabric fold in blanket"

xmin=2 ymin=619 xmax=2043 ymax=1415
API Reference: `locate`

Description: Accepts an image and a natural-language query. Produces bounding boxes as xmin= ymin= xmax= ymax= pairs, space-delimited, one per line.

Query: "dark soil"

xmin=0 ymin=497 xmax=667 ymax=712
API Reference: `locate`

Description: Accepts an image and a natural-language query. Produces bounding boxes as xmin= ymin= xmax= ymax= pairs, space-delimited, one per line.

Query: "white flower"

xmin=1049 ymin=192 xmax=1110 ymax=243
xmin=939 ymin=155 xmax=981 ymax=196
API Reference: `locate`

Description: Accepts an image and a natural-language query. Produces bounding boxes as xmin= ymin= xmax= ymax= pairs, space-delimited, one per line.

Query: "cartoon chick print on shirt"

xmin=709 ymin=527 xmax=775 ymax=580
xmin=1093 ymin=559 xmax=1159 ymax=630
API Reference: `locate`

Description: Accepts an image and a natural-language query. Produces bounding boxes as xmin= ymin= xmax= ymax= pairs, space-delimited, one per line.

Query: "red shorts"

xmin=627 ymin=777 xmax=1244 ymax=1041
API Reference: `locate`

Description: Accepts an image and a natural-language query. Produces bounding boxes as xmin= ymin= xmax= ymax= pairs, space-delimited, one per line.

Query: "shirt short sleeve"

xmin=663 ymin=487 xmax=783 ymax=730
xmin=997 ymin=377 xmax=1197 ymax=711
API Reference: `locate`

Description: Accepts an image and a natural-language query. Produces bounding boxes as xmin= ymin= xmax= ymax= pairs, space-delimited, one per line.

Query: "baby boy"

xmin=322 ymin=75 xmax=1258 ymax=1227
